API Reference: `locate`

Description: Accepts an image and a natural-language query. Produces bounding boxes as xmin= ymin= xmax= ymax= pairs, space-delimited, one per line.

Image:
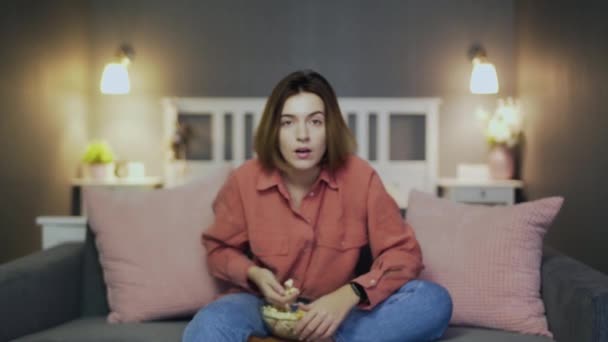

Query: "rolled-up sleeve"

xmin=202 ymin=173 xmax=256 ymax=291
xmin=352 ymin=172 xmax=424 ymax=310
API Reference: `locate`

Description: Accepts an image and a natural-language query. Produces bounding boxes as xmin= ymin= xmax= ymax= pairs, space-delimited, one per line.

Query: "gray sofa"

xmin=2 ymin=227 xmax=608 ymax=342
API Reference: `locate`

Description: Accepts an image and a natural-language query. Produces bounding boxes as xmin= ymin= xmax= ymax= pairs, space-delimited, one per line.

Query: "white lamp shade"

xmin=469 ymin=60 xmax=499 ymax=94
xmin=100 ymin=63 xmax=130 ymax=94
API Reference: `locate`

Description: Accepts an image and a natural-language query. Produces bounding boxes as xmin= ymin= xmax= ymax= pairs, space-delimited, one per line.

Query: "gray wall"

xmin=0 ymin=0 xmax=516 ymax=262
xmin=87 ymin=0 xmax=516 ymax=179
xmin=516 ymin=1 xmax=608 ymax=274
xmin=0 ymin=1 xmax=89 ymax=263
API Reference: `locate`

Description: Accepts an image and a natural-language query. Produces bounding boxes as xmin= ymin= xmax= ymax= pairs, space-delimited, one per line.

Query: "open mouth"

xmin=295 ymin=148 xmax=312 ymax=159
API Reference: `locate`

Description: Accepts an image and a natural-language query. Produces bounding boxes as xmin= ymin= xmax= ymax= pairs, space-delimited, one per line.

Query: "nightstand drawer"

xmin=37 ymin=216 xmax=87 ymax=249
xmin=446 ymin=187 xmax=514 ymax=204
xmin=437 ymin=178 xmax=522 ymax=206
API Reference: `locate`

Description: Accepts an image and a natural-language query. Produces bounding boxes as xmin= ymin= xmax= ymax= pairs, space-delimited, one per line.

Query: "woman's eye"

xmin=281 ymin=120 xmax=292 ymax=126
xmin=311 ymin=119 xmax=323 ymax=126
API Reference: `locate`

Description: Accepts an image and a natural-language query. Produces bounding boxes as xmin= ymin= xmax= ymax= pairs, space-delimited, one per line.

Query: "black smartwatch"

xmin=349 ymin=282 xmax=368 ymax=304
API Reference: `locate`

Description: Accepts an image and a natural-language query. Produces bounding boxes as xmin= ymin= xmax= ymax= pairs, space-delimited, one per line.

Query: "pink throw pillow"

xmin=84 ymin=169 xmax=231 ymax=323
xmin=406 ymin=191 xmax=563 ymax=337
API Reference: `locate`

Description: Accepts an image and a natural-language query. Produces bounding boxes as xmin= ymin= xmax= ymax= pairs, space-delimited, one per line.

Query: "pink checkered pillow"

xmin=84 ymin=168 xmax=231 ymax=323
xmin=406 ymin=191 xmax=563 ymax=337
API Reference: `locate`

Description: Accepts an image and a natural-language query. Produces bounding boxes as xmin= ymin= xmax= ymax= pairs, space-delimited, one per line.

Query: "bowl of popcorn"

xmin=260 ymin=279 xmax=306 ymax=340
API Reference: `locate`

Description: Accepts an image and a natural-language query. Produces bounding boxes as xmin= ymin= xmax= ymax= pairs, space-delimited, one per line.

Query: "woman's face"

xmin=278 ymin=92 xmax=327 ymax=173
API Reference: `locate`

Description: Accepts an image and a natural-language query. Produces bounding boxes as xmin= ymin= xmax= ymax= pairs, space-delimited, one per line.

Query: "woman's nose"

xmin=296 ymin=123 xmax=309 ymax=141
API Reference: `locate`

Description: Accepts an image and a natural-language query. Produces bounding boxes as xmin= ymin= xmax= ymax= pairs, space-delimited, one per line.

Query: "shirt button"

xmin=370 ymin=279 xmax=376 ymax=285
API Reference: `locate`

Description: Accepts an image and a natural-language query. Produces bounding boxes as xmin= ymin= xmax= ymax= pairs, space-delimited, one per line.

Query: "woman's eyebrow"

xmin=281 ymin=111 xmax=325 ymax=117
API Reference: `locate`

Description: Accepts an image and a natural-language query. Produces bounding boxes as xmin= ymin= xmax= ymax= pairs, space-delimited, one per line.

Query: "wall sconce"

xmin=468 ymin=44 xmax=499 ymax=94
xmin=100 ymin=44 xmax=135 ymax=94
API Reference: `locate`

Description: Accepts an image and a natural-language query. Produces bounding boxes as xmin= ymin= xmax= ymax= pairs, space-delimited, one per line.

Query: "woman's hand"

xmin=247 ymin=266 xmax=299 ymax=309
xmin=294 ymin=284 xmax=360 ymax=341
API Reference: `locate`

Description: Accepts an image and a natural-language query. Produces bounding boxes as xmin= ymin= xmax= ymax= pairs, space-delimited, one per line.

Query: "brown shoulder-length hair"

xmin=254 ymin=70 xmax=356 ymax=173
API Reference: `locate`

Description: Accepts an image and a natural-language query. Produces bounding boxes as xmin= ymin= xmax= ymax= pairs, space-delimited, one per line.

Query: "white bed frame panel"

xmin=162 ymin=97 xmax=441 ymax=208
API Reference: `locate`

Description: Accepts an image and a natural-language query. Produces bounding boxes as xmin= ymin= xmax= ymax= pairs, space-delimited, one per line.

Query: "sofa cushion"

xmin=441 ymin=326 xmax=553 ymax=342
xmin=541 ymin=246 xmax=608 ymax=342
xmin=12 ymin=318 xmax=553 ymax=342
xmin=83 ymin=167 xmax=231 ymax=323
xmin=406 ymin=191 xmax=563 ymax=337
xmin=81 ymin=226 xmax=110 ymax=316
xmin=12 ymin=317 xmax=188 ymax=342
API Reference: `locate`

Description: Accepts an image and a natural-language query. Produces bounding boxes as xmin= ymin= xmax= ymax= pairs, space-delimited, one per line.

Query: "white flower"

xmin=487 ymin=116 xmax=510 ymax=143
xmin=480 ymin=97 xmax=523 ymax=147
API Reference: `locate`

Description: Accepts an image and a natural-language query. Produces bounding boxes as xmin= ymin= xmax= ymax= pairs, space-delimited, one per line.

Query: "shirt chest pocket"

xmin=317 ymin=217 xmax=368 ymax=251
xmin=248 ymin=211 xmax=290 ymax=256
xmin=249 ymin=234 xmax=289 ymax=256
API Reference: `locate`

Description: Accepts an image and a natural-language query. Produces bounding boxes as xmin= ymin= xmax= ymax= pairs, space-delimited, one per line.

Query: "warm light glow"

xmin=477 ymin=97 xmax=523 ymax=147
xmin=470 ymin=58 xmax=499 ymax=94
xmin=100 ymin=62 xmax=130 ymax=94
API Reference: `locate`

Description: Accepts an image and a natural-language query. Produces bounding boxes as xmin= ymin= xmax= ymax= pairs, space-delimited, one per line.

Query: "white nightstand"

xmin=437 ymin=178 xmax=523 ymax=205
xmin=36 ymin=216 xmax=87 ymax=249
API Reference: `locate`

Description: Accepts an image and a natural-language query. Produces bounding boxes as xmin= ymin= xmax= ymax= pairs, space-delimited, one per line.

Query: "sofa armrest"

xmin=541 ymin=246 xmax=608 ymax=342
xmin=0 ymin=242 xmax=83 ymax=341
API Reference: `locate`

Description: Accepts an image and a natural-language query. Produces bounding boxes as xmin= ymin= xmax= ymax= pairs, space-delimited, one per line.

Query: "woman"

xmin=183 ymin=70 xmax=452 ymax=342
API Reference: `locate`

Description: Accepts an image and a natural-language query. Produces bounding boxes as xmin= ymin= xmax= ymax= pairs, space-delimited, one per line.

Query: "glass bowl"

xmin=260 ymin=304 xmax=305 ymax=340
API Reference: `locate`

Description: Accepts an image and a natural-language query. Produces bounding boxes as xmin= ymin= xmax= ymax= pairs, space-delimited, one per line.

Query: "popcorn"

xmin=261 ymin=305 xmax=305 ymax=320
xmin=260 ymin=278 xmax=305 ymax=340
xmin=283 ymin=278 xmax=298 ymax=296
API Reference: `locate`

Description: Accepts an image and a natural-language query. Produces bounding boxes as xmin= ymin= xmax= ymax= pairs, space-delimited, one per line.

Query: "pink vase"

xmin=85 ymin=163 xmax=116 ymax=181
xmin=488 ymin=145 xmax=515 ymax=180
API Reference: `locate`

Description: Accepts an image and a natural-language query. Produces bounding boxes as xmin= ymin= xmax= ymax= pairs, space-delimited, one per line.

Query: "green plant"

xmin=82 ymin=140 xmax=115 ymax=164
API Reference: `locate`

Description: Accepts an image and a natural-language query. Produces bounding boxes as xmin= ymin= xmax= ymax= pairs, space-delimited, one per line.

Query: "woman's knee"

xmin=182 ymin=303 xmax=227 ymax=341
xmin=397 ymin=280 xmax=453 ymax=323
xmin=400 ymin=280 xmax=450 ymax=300
xmin=182 ymin=293 xmax=263 ymax=341
xmin=392 ymin=281 xmax=453 ymax=341
xmin=427 ymin=281 xmax=452 ymax=319
xmin=416 ymin=281 xmax=451 ymax=310
xmin=413 ymin=280 xmax=453 ymax=334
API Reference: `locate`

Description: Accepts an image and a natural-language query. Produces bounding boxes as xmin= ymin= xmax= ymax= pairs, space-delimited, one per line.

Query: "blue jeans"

xmin=183 ymin=280 xmax=452 ymax=342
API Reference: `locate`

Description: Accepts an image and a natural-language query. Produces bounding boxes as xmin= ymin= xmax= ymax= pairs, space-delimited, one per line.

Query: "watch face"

xmin=350 ymin=283 xmax=362 ymax=298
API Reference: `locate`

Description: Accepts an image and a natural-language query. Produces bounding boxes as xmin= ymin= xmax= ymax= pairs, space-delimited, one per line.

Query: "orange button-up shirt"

xmin=202 ymin=155 xmax=423 ymax=310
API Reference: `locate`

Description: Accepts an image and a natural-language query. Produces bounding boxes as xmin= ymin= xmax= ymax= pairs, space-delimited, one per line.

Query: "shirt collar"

xmin=256 ymin=168 xmax=282 ymax=191
xmin=318 ymin=168 xmax=339 ymax=190
xmin=256 ymin=166 xmax=338 ymax=191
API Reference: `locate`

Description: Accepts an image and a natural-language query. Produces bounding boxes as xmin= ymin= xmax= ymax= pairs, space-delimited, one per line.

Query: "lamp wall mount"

xmin=116 ymin=44 xmax=135 ymax=65
xmin=468 ymin=44 xmax=487 ymax=62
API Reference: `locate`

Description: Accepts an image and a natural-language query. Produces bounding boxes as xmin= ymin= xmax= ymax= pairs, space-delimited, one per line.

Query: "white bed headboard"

xmin=162 ymin=97 xmax=441 ymax=208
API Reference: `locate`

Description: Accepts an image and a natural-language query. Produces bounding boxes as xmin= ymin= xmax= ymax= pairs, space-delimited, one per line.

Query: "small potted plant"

xmin=82 ymin=140 xmax=116 ymax=180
